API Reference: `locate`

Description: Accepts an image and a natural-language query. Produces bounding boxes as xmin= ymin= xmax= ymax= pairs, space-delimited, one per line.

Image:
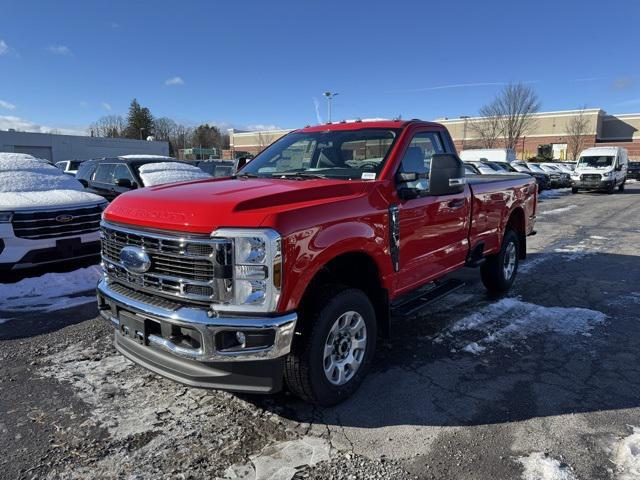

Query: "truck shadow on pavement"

xmin=251 ymin=251 xmax=640 ymax=429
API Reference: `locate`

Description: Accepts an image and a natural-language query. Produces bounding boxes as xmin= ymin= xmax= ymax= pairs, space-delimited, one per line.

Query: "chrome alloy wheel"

xmin=503 ymin=241 xmax=517 ymax=280
xmin=323 ymin=311 xmax=367 ymax=386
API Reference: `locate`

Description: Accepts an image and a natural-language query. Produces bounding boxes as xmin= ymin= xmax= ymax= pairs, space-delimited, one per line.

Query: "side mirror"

xmin=78 ymin=179 xmax=89 ymax=188
xmin=429 ymin=154 xmax=466 ymax=196
xmin=615 ymin=164 xmax=622 ymax=171
xmin=115 ymin=178 xmax=132 ymax=188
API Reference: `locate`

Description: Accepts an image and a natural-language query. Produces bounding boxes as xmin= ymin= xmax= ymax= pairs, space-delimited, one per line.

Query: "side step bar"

xmin=390 ymin=279 xmax=465 ymax=317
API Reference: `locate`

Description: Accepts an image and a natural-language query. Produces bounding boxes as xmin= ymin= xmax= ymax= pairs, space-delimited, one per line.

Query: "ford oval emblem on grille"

xmin=56 ymin=214 xmax=74 ymax=223
xmin=120 ymin=246 xmax=151 ymax=274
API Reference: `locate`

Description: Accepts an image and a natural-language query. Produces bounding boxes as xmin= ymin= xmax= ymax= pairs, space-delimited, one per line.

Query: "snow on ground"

xmin=224 ymin=437 xmax=332 ymax=480
xmin=517 ymin=452 xmax=577 ymax=480
xmin=538 ymin=188 xmax=571 ymax=200
xmin=138 ymin=161 xmax=211 ymax=187
xmin=539 ymin=205 xmax=577 ymax=215
xmin=434 ymin=298 xmax=606 ymax=355
xmin=0 ymin=266 xmax=101 ymax=313
xmin=611 ymin=427 xmax=640 ymax=480
xmin=0 ymin=152 xmax=104 ymax=208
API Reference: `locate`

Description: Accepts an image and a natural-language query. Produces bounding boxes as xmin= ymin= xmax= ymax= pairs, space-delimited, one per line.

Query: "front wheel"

xmin=284 ymin=287 xmax=377 ymax=406
xmin=481 ymin=229 xmax=520 ymax=296
xmin=619 ymin=181 xmax=625 ymax=192
xmin=571 ymin=187 xmax=579 ymax=194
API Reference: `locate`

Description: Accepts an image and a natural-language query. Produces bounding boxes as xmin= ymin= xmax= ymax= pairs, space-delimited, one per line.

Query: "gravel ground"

xmin=1 ymin=184 xmax=640 ymax=479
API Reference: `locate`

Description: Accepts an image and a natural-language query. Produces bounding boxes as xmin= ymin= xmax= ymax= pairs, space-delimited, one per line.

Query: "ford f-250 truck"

xmin=97 ymin=120 xmax=537 ymax=405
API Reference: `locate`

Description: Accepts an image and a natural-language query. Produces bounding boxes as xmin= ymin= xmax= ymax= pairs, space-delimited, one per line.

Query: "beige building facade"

xmin=226 ymin=109 xmax=640 ymax=161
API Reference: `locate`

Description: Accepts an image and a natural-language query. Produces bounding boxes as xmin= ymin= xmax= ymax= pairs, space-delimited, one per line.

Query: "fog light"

xmin=236 ymin=331 xmax=246 ymax=346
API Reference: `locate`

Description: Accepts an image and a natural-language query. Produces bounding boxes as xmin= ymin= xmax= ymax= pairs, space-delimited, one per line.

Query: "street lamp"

xmin=323 ymin=92 xmax=339 ymax=123
xmin=460 ymin=116 xmax=470 ymax=150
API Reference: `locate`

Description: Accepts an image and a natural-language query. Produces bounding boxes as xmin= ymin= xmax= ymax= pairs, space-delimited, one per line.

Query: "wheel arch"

xmin=505 ymin=206 xmax=526 ymax=259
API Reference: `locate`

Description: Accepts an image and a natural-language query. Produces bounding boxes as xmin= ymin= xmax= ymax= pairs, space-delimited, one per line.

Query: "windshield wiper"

xmin=273 ymin=172 xmax=328 ymax=179
xmin=233 ymin=172 xmax=262 ymax=179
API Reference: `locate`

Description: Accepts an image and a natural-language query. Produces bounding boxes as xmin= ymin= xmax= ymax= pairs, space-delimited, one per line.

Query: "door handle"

xmin=447 ymin=199 xmax=465 ymax=209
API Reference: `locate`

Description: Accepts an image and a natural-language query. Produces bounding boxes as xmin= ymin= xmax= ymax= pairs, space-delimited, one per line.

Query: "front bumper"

xmin=97 ymin=278 xmax=297 ymax=393
xmin=571 ymin=178 xmax=614 ymax=190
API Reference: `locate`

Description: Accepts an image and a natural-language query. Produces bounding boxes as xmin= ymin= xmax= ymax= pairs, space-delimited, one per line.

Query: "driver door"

xmin=395 ymin=130 xmax=471 ymax=293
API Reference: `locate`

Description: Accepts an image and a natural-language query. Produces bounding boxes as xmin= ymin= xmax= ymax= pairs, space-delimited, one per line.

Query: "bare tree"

xmin=494 ymin=83 xmax=540 ymax=150
xmin=473 ymin=83 xmax=540 ymax=151
xmin=469 ymin=105 xmax=504 ymax=148
xmin=566 ymin=107 xmax=590 ymax=161
xmin=154 ymin=117 xmax=177 ymax=142
xmin=89 ymin=115 xmax=125 ymax=138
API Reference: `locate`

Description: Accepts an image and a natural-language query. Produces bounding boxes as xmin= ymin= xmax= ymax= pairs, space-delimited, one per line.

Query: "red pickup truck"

xmin=97 ymin=120 xmax=537 ymax=405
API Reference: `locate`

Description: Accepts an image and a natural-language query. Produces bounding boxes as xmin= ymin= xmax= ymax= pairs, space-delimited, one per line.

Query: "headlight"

xmin=0 ymin=212 xmax=13 ymax=223
xmin=211 ymin=228 xmax=282 ymax=313
xmin=601 ymin=171 xmax=611 ymax=178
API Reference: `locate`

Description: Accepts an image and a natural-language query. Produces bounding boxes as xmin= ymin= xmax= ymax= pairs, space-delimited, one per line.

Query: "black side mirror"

xmin=615 ymin=164 xmax=622 ymax=171
xmin=78 ymin=179 xmax=89 ymax=188
xmin=115 ymin=178 xmax=132 ymax=188
xmin=429 ymin=154 xmax=466 ymax=196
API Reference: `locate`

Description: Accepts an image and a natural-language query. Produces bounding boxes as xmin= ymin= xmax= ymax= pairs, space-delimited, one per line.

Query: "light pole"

xmin=323 ymin=92 xmax=339 ymax=123
xmin=460 ymin=116 xmax=470 ymax=151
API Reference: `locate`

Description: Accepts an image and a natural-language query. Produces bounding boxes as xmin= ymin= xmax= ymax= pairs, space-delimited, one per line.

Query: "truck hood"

xmin=104 ymin=177 xmax=369 ymax=234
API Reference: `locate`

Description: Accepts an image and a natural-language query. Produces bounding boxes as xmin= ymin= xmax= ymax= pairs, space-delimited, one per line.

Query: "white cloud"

xmin=0 ymin=100 xmax=16 ymax=110
xmin=0 ymin=115 xmax=86 ymax=136
xmin=165 ymin=76 xmax=184 ymax=86
xmin=46 ymin=45 xmax=73 ymax=56
xmin=101 ymin=102 xmax=112 ymax=111
xmin=0 ymin=40 xmax=8 ymax=55
xmin=246 ymin=123 xmax=281 ymax=131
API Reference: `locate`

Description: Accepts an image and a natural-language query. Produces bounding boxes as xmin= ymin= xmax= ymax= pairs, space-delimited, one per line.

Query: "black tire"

xmin=619 ymin=181 xmax=625 ymax=192
xmin=606 ymin=183 xmax=615 ymax=194
xmin=284 ymin=287 xmax=377 ymax=406
xmin=571 ymin=187 xmax=579 ymax=194
xmin=481 ymin=229 xmax=519 ymax=296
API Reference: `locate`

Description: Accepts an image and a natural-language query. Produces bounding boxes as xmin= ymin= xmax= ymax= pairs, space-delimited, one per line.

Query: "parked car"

xmin=55 ymin=159 xmax=85 ymax=176
xmin=0 ymin=153 xmax=106 ymax=271
xmin=76 ymin=155 xmax=211 ymax=201
xmin=571 ymin=146 xmax=629 ymax=194
xmin=97 ymin=119 xmax=537 ymax=405
xmin=195 ymin=159 xmax=238 ymax=178
xmin=494 ymin=161 xmax=551 ymax=191
xmin=628 ymin=161 xmax=640 ymax=180
xmin=526 ymin=162 xmax=563 ymax=188
xmin=538 ymin=163 xmax=571 ymax=187
xmin=463 ymin=160 xmax=505 ymax=175
xmin=459 ymin=148 xmax=517 ymax=163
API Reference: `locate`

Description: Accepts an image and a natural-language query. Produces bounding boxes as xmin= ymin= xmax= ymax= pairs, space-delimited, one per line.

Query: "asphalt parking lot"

xmin=1 ymin=184 xmax=640 ymax=480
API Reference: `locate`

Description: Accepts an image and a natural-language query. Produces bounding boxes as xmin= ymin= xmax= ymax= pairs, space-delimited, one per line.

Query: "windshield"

xmin=540 ymin=164 xmax=558 ymax=172
xmin=528 ymin=163 xmax=546 ymax=173
xmin=578 ymin=155 xmax=614 ymax=168
xmin=512 ymin=163 xmax=530 ymax=172
xmin=240 ymin=129 xmax=399 ymax=180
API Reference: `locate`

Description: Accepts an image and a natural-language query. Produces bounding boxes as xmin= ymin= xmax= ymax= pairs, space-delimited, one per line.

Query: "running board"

xmin=390 ymin=279 xmax=465 ymax=317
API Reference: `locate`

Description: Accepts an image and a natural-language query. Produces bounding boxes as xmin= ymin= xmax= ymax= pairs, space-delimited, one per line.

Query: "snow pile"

xmin=0 ymin=153 xmax=103 ymax=208
xmin=611 ymin=427 xmax=640 ymax=480
xmin=0 ymin=266 xmax=101 ymax=313
xmin=539 ymin=205 xmax=577 ymax=215
xmin=517 ymin=452 xmax=577 ymax=480
xmin=138 ymin=161 xmax=211 ymax=187
xmin=224 ymin=437 xmax=332 ymax=480
xmin=435 ymin=298 xmax=606 ymax=354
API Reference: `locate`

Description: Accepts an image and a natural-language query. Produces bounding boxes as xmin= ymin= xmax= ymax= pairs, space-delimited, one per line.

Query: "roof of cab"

xmin=297 ymin=119 xmax=444 ymax=133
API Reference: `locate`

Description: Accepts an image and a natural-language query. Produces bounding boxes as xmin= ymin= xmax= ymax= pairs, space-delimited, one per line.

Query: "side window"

xmin=92 ymin=164 xmax=116 ymax=184
xmin=114 ymin=164 xmax=135 ymax=183
xmin=398 ymin=132 xmax=444 ymax=190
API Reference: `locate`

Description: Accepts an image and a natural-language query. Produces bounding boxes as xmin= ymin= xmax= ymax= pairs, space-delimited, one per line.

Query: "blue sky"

xmin=1 ymin=0 xmax=639 ymax=134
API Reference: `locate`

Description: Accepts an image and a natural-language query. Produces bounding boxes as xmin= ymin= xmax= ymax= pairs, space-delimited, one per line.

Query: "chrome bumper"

xmin=96 ymin=278 xmax=297 ymax=362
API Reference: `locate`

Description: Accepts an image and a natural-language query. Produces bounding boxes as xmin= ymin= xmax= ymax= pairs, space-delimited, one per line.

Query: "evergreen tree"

xmin=124 ymin=98 xmax=155 ymax=139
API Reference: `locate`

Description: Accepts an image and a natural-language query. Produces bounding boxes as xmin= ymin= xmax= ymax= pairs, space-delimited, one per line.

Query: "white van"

xmin=571 ymin=146 xmax=628 ymax=194
xmin=459 ymin=148 xmax=517 ymax=163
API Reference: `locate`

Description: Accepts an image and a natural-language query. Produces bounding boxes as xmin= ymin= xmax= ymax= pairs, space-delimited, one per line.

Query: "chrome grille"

xmin=12 ymin=205 xmax=102 ymax=240
xmin=582 ymin=174 xmax=601 ymax=182
xmin=100 ymin=222 xmax=233 ymax=304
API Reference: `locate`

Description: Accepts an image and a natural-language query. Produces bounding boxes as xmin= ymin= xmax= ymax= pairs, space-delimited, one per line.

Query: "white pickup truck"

xmin=0 ymin=153 xmax=107 ymax=271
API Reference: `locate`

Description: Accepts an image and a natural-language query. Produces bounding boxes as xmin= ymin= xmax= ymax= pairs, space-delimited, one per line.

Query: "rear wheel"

xmin=481 ymin=229 xmax=519 ymax=296
xmin=284 ymin=287 xmax=377 ymax=406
